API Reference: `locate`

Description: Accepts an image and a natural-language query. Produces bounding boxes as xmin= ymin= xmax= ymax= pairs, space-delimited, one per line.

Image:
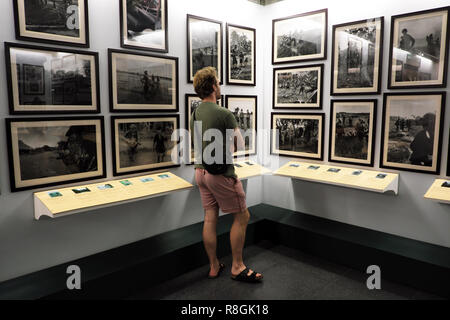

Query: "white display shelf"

xmin=274 ymin=161 xmax=399 ymax=195
xmin=234 ymin=160 xmax=272 ymax=180
xmin=424 ymin=179 xmax=450 ymax=205
xmin=34 ymin=172 xmax=194 ymax=220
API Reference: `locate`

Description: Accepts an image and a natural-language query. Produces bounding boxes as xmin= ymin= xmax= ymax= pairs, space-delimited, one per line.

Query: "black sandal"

xmin=231 ymin=268 xmax=263 ymax=283
xmin=208 ymin=263 xmax=225 ymax=279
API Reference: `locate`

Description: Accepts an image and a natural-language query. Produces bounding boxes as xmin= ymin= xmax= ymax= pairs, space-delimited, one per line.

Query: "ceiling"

xmin=247 ymin=0 xmax=286 ymax=5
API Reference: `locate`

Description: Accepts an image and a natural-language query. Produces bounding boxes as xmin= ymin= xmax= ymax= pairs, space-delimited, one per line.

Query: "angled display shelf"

xmin=234 ymin=160 xmax=272 ymax=180
xmin=34 ymin=172 xmax=194 ymax=220
xmin=424 ymin=179 xmax=450 ymax=205
xmin=274 ymin=161 xmax=399 ymax=195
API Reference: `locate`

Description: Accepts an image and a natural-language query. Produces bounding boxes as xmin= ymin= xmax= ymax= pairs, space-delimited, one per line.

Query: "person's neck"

xmin=202 ymin=94 xmax=217 ymax=103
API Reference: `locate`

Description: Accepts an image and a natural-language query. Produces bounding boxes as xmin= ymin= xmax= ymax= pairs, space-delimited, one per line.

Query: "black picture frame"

xmin=187 ymin=14 xmax=223 ymax=84
xmin=6 ymin=116 xmax=106 ymax=193
xmin=13 ymin=0 xmax=90 ymax=48
xmin=185 ymin=94 xmax=224 ymax=165
xmin=226 ymin=23 xmax=256 ymax=86
xmin=272 ymin=8 xmax=328 ymax=65
xmin=270 ymin=112 xmax=325 ymax=161
xmin=331 ymin=17 xmax=384 ymax=95
xmin=380 ymin=92 xmax=446 ymax=175
xmin=273 ymin=64 xmax=323 ymax=110
xmin=5 ymin=42 xmax=100 ymax=115
xmin=387 ymin=6 xmax=450 ymax=89
xmin=108 ymin=48 xmax=179 ymax=112
xmin=111 ymin=115 xmax=181 ymax=176
xmin=329 ymin=99 xmax=377 ymax=167
xmin=119 ymin=0 xmax=169 ymax=53
xmin=225 ymin=95 xmax=258 ymax=158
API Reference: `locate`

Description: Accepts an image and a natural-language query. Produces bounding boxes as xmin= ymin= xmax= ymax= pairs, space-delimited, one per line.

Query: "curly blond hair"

xmin=193 ymin=67 xmax=218 ymax=99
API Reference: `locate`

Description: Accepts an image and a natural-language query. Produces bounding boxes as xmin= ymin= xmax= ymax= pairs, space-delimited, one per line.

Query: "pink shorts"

xmin=195 ymin=169 xmax=247 ymax=214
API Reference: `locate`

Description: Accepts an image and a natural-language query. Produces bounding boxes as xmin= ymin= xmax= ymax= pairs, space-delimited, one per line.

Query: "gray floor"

xmin=129 ymin=241 xmax=442 ymax=300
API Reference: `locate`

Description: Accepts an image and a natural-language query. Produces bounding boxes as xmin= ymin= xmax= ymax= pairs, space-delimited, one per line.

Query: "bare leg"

xmin=203 ymin=208 xmax=220 ymax=277
xmin=230 ymin=209 xmax=262 ymax=279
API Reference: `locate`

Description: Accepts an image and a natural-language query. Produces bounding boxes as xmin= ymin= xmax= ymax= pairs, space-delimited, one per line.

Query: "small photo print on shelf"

xmin=328 ymin=168 xmax=341 ymax=173
xmin=289 ymin=163 xmax=300 ymax=168
xmin=352 ymin=170 xmax=363 ymax=176
xmin=308 ymin=165 xmax=320 ymax=170
xmin=72 ymin=187 xmax=91 ymax=194
xmin=376 ymin=174 xmax=387 ymax=179
xmin=120 ymin=180 xmax=132 ymax=186
xmin=159 ymin=174 xmax=170 ymax=179
xmin=98 ymin=184 xmax=113 ymax=190
xmin=141 ymin=177 xmax=155 ymax=183
xmin=442 ymin=181 xmax=450 ymax=188
xmin=48 ymin=191 xmax=62 ymax=198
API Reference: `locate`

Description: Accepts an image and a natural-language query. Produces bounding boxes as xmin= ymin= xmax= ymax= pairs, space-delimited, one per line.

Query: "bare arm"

xmin=231 ymin=128 xmax=245 ymax=153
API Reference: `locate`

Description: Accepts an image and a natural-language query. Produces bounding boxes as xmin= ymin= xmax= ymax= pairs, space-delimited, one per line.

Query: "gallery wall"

xmin=0 ymin=0 xmax=265 ymax=282
xmin=261 ymin=0 xmax=450 ymax=248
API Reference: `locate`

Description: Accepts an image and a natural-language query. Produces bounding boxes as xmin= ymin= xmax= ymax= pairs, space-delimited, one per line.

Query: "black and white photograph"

xmin=13 ymin=0 xmax=89 ymax=47
xmin=381 ymin=93 xmax=446 ymax=174
xmin=109 ymin=49 xmax=178 ymax=112
xmin=112 ymin=115 xmax=179 ymax=176
xmin=273 ymin=64 xmax=323 ymax=109
xmin=226 ymin=24 xmax=256 ymax=86
xmin=329 ymin=100 xmax=377 ymax=166
xmin=389 ymin=7 xmax=449 ymax=89
xmin=226 ymin=95 xmax=257 ymax=157
xmin=187 ymin=15 xmax=223 ymax=83
xmin=271 ymin=113 xmax=324 ymax=160
xmin=272 ymin=9 xmax=327 ymax=64
xmin=185 ymin=94 xmax=223 ymax=164
xmin=120 ymin=0 xmax=168 ymax=53
xmin=5 ymin=42 xmax=100 ymax=114
xmin=331 ymin=17 xmax=384 ymax=95
xmin=6 ymin=117 xmax=106 ymax=192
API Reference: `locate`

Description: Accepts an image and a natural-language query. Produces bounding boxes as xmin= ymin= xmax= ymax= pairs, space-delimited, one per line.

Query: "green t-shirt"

xmin=190 ymin=101 xmax=238 ymax=178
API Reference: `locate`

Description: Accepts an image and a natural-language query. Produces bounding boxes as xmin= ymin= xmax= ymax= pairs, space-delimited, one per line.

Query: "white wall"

xmin=0 ymin=0 xmax=265 ymax=282
xmin=261 ymin=0 xmax=450 ymax=248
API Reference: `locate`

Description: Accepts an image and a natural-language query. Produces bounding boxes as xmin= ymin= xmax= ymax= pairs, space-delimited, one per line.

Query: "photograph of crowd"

xmin=227 ymin=24 xmax=255 ymax=85
xmin=332 ymin=18 xmax=383 ymax=94
xmin=14 ymin=0 xmax=89 ymax=46
xmin=330 ymin=100 xmax=376 ymax=166
xmin=273 ymin=9 xmax=327 ymax=64
xmin=7 ymin=117 xmax=105 ymax=192
xmin=113 ymin=116 xmax=179 ymax=175
xmin=188 ymin=15 xmax=222 ymax=83
xmin=109 ymin=49 xmax=178 ymax=111
xmin=6 ymin=43 xmax=99 ymax=114
xmin=381 ymin=93 xmax=445 ymax=174
xmin=226 ymin=96 xmax=257 ymax=157
xmin=271 ymin=113 xmax=324 ymax=160
xmin=274 ymin=65 xmax=322 ymax=108
xmin=121 ymin=0 xmax=167 ymax=52
xmin=390 ymin=7 xmax=449 ymax=88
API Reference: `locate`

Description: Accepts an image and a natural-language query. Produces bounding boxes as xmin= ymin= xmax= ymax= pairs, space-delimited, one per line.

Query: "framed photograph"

xmin=111 ymin=115 xmax=180 ymax=176
xmin=272 ymin=9 xmax=327 ymax=64
xmin=185 ymin=94 xmax=224 ymax=164
xmin=273 ymin=64 xmax=323 ymax=109
xmin=329 ymin=100 xmax=377 ymax=166
xmin=331 ymin=17 xmax=384 ymax=95
xmin=226 ymin=95 xmax=257 ymax=157
xmin=13 ymin=0 xmax=90 ymax=47
xmin=381 ymin=92 xmax=446 ymax=174
xmin=120 ymin=0 xmax=168 ymax=53
xmin=388 ymin=6 xmax=450 ymax=89
xmin=5 ymin=42 xmax=100 ymax=115
xmin=109 ymin=49 xmax=178 ymax=112
xmin=271 ymin=113 xmax=325 ymax=160
xmin=6 ymin=117 xmax=106 ymax=192
xmin=226 ymin=23 xmax=256 ymax=86
xmin=187 ymin=14 xmax=223 ymax=83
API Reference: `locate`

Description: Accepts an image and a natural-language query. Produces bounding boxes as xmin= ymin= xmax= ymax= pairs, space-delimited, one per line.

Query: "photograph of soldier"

xmin=331 ymin=101 xmax=375 ymax=165
xmin=227 ymin=25 xmax=255 ymax=84
xmin=226 ymin=96 xmax=257 ymax=156
xmin=272 ymin=113 xmax=324 ymax=160
xmin=274 ymin=65 xmax=321 ymax=108
xmin=188 ymin=16 xmax=222 ymax=82
xmin=123 ymin=0 xmax=166 ymax=51
xmin=116 ymin=117 xmax=178 ymax=174
xmin=273 ymin=9 xmax=327 ymax=63
xmin=111 ymin=50 xmax=177 ymax=110
xmin=382 ymin=94 xmax=444 ymax=174
xmin=390 ymin=8 xmax=448 ymax=86
xmin=22 ymin=0 xmax=80 ymax=37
